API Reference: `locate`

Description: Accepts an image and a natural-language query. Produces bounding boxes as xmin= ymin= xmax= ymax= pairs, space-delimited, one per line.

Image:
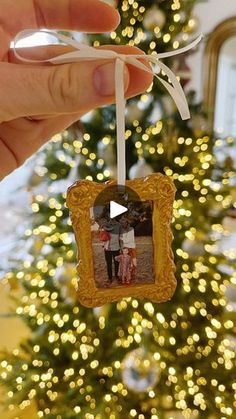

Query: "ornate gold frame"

xmin=204 ymin=17 xmax=236 ymax=129
xmin=66 ymin=173 xmax=176 ymax=307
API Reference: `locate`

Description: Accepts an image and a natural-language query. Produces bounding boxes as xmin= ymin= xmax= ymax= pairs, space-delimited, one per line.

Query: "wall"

xmin=187 ymin=0 xmax=236 ymax=101
xmin=214 ymin=37 xmax=236 ymax=136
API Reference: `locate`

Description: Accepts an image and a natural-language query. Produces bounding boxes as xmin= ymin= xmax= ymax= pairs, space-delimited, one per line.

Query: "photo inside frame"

xmin=90 ymin=200 xmax=154 ymax=288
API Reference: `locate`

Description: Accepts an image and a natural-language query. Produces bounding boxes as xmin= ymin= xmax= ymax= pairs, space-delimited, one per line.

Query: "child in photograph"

xmin=120 ymin=219 xmax=137 ymax=279
xmin=115 ymin=247 xmax=133 ymax=285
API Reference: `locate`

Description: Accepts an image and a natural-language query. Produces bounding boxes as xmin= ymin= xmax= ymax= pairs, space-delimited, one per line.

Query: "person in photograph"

xmin=115 ymin=247 xmax=133 ymax=285
xmin=120 ymin=218 xmax=137 ymax=279
xmin=102 ymin=218 xmax=121 ymax=283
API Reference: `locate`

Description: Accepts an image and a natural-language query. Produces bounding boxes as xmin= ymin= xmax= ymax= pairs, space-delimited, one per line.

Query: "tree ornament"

xmin=63 ymin=33 xmax=201 ymax=307
xmin=121 ymin=348 xmax=161 ymax=392
xmin=143 ymin=6 xmax=166 ymax=31
xmin=129 ymin=158 xmax=154 ymax=179
xmin=67 ymin=174 xmax=176 ymax=307
xmin=15 ymin=30 xmax=201 ymax=307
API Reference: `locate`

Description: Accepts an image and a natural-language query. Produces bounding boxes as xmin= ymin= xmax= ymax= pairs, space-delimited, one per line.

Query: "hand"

xmin=0 ymin=0 xmax=153 ymax=180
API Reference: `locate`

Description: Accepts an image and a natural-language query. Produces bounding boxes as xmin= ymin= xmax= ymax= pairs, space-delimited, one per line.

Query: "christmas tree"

xmin=1 ymin=0 xmax=236 ymax=418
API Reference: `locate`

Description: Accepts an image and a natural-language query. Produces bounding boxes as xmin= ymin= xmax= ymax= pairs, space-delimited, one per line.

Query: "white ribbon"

xmin=14 ymin=30 xmax=202 ymax=185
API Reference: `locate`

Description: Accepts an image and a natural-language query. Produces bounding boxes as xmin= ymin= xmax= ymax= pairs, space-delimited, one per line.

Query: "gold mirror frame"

xmin=203 ymin=16 xmax=236 ymax=130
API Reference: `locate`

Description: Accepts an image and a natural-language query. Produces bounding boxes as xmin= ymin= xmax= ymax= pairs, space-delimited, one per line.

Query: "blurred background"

xmin=0 ymin=0 xmax=236 ymax=418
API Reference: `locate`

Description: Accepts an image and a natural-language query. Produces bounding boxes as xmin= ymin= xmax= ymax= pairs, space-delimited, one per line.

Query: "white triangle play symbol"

xmin=110 ymin=201 xmax=128 ymax=219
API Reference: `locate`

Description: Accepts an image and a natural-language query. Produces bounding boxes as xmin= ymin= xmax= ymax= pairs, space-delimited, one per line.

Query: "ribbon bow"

xmin=14 ymin=30 xmax=202 ymax=185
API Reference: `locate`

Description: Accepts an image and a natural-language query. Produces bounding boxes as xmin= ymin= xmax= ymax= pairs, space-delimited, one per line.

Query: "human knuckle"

xmin=48 ymin=65 xmax=80 ymax=111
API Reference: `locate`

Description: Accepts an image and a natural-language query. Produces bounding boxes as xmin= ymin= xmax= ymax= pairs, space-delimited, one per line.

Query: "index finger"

xmin=1 ymin=0 xmax=120 ymax=37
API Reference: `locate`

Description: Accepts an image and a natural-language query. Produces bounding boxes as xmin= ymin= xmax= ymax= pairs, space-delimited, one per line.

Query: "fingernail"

xmin=94 ymin=62 xmax=129 ymax=96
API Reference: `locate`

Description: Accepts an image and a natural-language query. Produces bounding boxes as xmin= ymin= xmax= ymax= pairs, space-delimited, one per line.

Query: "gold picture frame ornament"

xmin=66 ymin=173 xmax=176 ymax=307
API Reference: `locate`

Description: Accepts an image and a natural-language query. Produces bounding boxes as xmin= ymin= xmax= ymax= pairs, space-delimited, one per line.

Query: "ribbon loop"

xmin=13 ymin=30 xmax=202 ymax=185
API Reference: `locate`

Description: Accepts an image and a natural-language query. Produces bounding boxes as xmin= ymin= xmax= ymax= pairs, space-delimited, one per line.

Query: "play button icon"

xmin=93 ymin=183 xmax=141 ymax=234
xmin=110 ymin=201 xmax=127 ymax=219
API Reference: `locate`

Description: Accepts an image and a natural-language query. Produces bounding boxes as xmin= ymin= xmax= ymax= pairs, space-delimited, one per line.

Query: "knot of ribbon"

xmin=14 ymin=30 xmax=202 ymax=185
